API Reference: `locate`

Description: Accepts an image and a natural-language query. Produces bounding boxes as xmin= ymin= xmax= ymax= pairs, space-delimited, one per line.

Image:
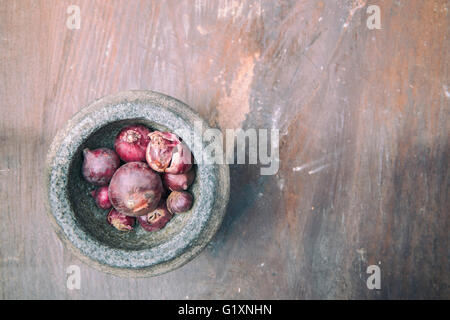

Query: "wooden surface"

xmin=0 ymin=0 xmax=448 ymax=299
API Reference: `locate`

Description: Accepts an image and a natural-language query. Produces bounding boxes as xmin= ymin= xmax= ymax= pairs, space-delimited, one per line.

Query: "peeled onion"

xmin=137 ymin=201 xmax=173 ymax=232
xmin=146 ymin=131 xmax=193 ymax=174
xmin=107 ymin=208 xmax=135 ymax=231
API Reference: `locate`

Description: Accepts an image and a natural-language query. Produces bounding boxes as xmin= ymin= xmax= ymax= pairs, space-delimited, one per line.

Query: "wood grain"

xmin=0 ymin=0 xmax=448 ymax=299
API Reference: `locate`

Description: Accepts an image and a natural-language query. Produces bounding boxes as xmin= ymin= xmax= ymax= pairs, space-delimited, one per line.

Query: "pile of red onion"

xmin=82 ymin=124 xmax=195 ymax=232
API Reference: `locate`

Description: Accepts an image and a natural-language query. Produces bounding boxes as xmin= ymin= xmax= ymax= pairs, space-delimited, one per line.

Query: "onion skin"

xmin=108 ymin=162 xmax=163 ymax=217
xmin=165 ymin=141 xmax=193 ymax=174
xmin=146 ymin=131 xmax=193 ymax=174
xmin=166 ymin=191 xmax=193 ymax=214
xmin=138 ymin=201 xmax=173 ymax=232
xmin=82 ymin=148 xmax=120 ymax=186
xmin=107 ymin=208 xmax=135 ymax=231
xmin=145 ymin=131 xmax=178 ymax=172
xmin=162 ymin=170 xmax=195 ymax=191
xmin=114 ymin=125 xmax=151 ymax=162
xmin=91 ymin=186 xmax=112 ymax=210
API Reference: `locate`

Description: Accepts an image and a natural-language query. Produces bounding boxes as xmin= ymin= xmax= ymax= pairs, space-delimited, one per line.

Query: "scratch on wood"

xmin=196 ymin=25 xmax=209 ymax=35
xmin=443 ymin=85 xmax=450 ymax=98
xmin=217 ymin=0 xmax=244 ymax=20
xmin=308 ymin=163 xmax=330 ymax=175
xmin=356 ymin=248 xmax=367 ymax=262
xmin=343 ymin=0 xmax=367 ymax=28
xmin=216 ymin=53 xmax=259 ymax=129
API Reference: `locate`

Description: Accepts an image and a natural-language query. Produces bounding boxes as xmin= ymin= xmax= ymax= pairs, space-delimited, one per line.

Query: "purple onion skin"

xmin=91 ymin=186 xmax=112 ymax=210
xmin=145 ymin=131 xmax=177 ymax=172
xmin=146 ymin=131 xmax=193 ymax=174
xmin=107 ymin=208 xmax=135 ymax=231
xmin=162 ymin=170 xmax=195 ymax=191
xmin=114 ymin=125 xmax=151 ymax=162
xmin=166 ymin=191 xmax=193 ymax=214
xmin=165 ymin=141 xmax=193 ymax=174
xmin=138 ymin=201 xmax=173 ymax=232
xmin=82 ymin=148 xmax=120 ymax=186
xmin=108 ymin=162 xmax=163 ymax=217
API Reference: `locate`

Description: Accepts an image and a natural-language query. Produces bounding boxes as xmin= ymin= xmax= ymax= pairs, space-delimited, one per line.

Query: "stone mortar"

xmin=44 ymin=90 xmax=230 ymax=277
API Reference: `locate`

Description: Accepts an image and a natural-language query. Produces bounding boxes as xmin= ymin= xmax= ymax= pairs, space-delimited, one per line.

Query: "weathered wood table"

xmin=0 ymin=0 xmax=448 ymax=299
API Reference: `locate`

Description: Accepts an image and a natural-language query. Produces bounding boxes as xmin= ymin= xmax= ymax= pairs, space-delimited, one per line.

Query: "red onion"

xmin=107 ymin=208 xmax=135 ymax=231
xmin=108 ymin=162 xmax=163 ymax=216
xmin=166 ymin=191 xmax=193 ymax=214
xmin=82 ymin=148 xmax=120 ymax=186
xmin=114 ymin=125 xmax=151 ymax=162
xmin=162 ymin=170 xmax=195 ymax=191
xmin=91 ymin=186 xmax=111 ymax=210
xmin=146 ymin=131 xmax=193 ymax=174
xmin=165 ymin=141 xmax=193 ymax=174
xmin=137 ymin=201 xmax=173 ymax=232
